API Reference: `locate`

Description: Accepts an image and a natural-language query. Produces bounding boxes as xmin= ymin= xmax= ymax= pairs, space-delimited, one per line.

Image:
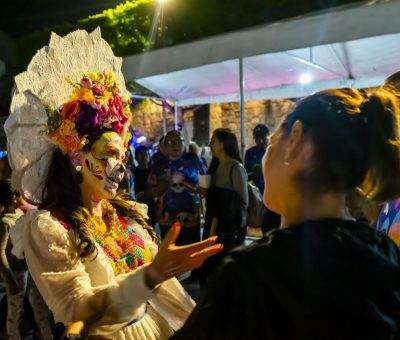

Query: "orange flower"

xmin=60 ymin=101 xmax=80 ymax=121
xmin=51 ymin=134 xmax=84 ymax=154
xmin=49 ymin=120 xmax=84 ymax=154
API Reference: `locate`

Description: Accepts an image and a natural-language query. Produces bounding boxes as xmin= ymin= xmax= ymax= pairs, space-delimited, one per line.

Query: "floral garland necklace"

xmin=87 ymin=200 xmax=151 ymax=275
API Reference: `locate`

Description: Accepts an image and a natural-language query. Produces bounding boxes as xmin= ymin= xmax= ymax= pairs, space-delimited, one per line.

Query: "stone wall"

xmin=210 ymin=99 xmax=295 ymax=148
xmin=131 ymin=99 xmax=175 ymax=143
xmin=131 ymin=98 xmax=295 ymax=149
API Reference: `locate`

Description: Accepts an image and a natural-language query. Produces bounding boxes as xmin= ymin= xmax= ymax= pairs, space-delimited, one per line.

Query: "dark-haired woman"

xmin=174 ymin=88 xmax=400 ymax=339
xmin=5 ymin=30 xmax=221 ymax=339
xmin=200 ymin=128 xmax=248 ymax=284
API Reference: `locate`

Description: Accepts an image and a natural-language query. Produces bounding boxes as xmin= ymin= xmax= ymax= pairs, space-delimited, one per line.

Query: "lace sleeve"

xmin=18 ymin=210 xmax=154 ymax=335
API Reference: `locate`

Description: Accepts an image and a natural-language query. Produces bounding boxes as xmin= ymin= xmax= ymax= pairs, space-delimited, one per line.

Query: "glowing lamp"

xmin=299 ymin=73 xmax=312 ymax=84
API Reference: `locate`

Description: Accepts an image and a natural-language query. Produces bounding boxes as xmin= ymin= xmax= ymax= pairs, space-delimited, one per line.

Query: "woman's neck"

xmin=81 ymin=188 xmax=103 ymax=217
xmin=218 ymin=153 xmax=233 ymax=164
xmin=283 ymin=192 xmax=349 ymax=226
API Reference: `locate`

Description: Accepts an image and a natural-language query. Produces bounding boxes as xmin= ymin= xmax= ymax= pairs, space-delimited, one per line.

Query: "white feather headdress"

xmin=5 ymin=28 xmax=130 ymax=204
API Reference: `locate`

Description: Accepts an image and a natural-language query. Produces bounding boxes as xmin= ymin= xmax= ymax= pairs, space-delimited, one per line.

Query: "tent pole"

xmin=162 ymin=102 xmax=167 ymax=135
xmin=174 ymin=102 xmax=179 ymax=130
xmin=239 ymin=58 xmax=246 ymax=159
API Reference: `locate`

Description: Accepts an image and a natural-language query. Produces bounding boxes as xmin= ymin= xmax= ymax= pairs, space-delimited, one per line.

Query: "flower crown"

xmin=42 ymin=71 xmax=132 ymax=154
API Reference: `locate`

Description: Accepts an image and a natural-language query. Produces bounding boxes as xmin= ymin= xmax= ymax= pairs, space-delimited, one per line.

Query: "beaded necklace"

xmin=87 ymin=200 xmax=152 ymax=275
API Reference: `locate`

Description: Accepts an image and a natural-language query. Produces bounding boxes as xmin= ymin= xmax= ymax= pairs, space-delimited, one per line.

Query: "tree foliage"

xmin=161 ymin=0 xmax=361 ymax=46
xmin=17 ymin=0 xmax=154 ymax=70
xmin=16 ymin=0 xmax=361 ymax=70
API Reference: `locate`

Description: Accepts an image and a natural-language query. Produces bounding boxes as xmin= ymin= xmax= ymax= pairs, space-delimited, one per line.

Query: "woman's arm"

xmin=232 ymin=164 xmax=249 ymax=210
xmin=16 ymin=212 xmax=221 ymax=336
xmin=17 ymin=212 xmax=154 ymax=336
xmin=0 ymin=221 xmax=11 ymax=275
xmin=0 ymin=221 xmax=20 ymax=293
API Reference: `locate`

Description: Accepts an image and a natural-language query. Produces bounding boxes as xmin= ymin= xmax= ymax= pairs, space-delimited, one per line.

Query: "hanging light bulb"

xmin=299 ymin=73 xmax=312 ymax=84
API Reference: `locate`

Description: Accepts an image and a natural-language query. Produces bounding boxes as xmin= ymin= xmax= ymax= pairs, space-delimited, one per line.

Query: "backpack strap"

xmin=229 ymin=162 xmax=239 ymax=187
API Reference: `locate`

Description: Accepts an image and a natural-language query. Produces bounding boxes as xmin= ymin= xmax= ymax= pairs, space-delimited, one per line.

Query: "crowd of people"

xmin=0 ymin=28 xmax=399 ymax=339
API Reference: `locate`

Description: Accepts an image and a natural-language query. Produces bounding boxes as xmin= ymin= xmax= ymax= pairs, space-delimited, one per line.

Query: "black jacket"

xmin=173 ymin=219 xmax=400 ymax=340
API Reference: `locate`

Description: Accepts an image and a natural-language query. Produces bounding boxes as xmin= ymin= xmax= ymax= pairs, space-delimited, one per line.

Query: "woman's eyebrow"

xmin=100 ymin=144 xmax=122 ymax=156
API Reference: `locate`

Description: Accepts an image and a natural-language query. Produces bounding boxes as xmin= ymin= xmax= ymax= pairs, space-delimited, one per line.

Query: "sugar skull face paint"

xmin=81 ymin=131 xmax=126 ymax=200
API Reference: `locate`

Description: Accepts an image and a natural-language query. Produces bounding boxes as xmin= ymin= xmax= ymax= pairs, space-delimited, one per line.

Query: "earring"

xmin=75 ymin=171 xmax=83 ymax=185
xmin=75 ymin=165 xmax=82 ymax=172
xmin=284 ymin=161 xmax=290 ymax=166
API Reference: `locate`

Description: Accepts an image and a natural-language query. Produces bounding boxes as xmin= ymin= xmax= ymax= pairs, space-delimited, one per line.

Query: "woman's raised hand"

xmin=145 ymin=223 xmax=223 ymax=289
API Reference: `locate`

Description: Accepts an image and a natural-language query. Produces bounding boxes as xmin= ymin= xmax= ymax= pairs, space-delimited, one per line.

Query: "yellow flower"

xmin=69 ymin=87 xmax=95 ymax=102
xmin=123 ymin=128 xmax=131 ymax=149
xmin=107 ymin=71 xmax=116 ymax=84
xmin=101 ymin=89 xmax=112 ymax=102
xmin=88 ymin=71 xmax=100 ymax=82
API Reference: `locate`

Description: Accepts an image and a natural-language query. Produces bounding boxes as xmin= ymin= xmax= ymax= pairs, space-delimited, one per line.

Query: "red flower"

xmin=112 ymin=121 xmax=124 ymax=135
xmin=60 ymin=101 xmax=81 ymax=121
xmin=92 ymin=84 xmax=105 ymax=96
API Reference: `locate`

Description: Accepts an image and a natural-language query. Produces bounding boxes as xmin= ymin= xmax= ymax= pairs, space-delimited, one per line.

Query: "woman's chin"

xmin=98 ymin=187 xmax=118 ymax=200
xmin=264 ymin=194 xmax=278 ymax=214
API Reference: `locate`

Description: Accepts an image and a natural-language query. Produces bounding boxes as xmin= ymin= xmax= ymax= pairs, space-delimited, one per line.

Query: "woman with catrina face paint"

xmin=5 ymin=29 xmax=222 ymax=339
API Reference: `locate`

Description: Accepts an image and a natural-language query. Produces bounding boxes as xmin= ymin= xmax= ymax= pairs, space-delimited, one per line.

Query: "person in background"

xmin=150 ymin=135 xmax=167 ymax=166
xmin=173 ymin=87 xmax=400 ymax=339
xmin=200 ymin=145 xmax=212 ymax=168
xmin=0 ymin=179 xmax=53 ymax=340
xmin=148 ymin=130 xmax=206 ymax=246
xmin=188 ymin=142 xmax=207 ymax=167
xmin=133 ymin=145 xmax=157 ymax=227
xmin=245 ymin=124 xmax=269 ymax=192
xmin=0 ymin=117 xmax=11 ymax=181
xmin=119 ymin=148 xmax=135 ymax=200
xmin=245 ymin=124 xmax=281 ymax=233
xmin=199 ymin=128 xmax=248 ymax=285
xmin=133 ymin=145 xmax=151 ymax=196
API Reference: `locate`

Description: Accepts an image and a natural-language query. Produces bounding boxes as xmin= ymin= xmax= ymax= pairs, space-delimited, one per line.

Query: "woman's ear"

xmin=283 ymin=120 xmax=304 ymax=162
xmin=69 ymin=151 xmax=83 ymax=170
xmin=69 ymin=151 xmax=83 ymax=184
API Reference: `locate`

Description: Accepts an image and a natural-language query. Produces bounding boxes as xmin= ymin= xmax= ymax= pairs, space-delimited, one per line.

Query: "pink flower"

xmin=96 ymin=103 xmax=113 ymax=125
xmin=109 ymin=96 xmax=127 ymax=125
xmin=80 ymin=76 xmax=92 ymax=88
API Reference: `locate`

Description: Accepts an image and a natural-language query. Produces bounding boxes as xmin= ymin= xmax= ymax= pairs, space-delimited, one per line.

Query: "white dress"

xmin=10 ymin=204 xmax=195 ymax=339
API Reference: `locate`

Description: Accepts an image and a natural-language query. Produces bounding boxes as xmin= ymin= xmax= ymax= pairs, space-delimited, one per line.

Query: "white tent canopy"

xmin=122 ymin=0 xmax=400 ymax=106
